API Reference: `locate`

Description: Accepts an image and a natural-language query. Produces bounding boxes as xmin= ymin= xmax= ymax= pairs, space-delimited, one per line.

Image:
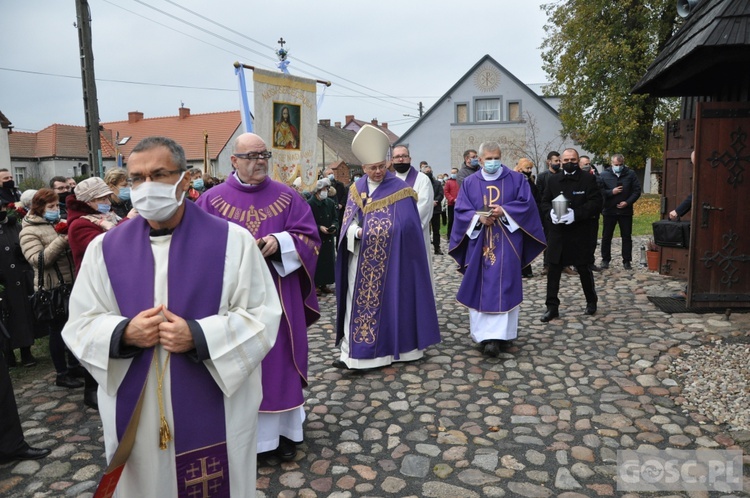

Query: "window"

xmin=14 ymin=168 xmax=26 ymax=185
xmin=456 ymin=104 xmax=468 ymax=123
xmin=475 ymin=98 xmax=500 ymax=122
xmin=118 ymin=136 xmax=131 ymax=145
xmin=508 ymin=101 xmax=521 ymax=121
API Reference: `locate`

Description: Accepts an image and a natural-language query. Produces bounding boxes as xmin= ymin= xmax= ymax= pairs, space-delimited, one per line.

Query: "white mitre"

xmin=351 ymin=124 xmax=390 ymax=165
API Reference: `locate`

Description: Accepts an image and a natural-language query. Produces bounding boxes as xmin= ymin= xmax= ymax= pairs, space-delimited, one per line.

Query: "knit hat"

xmin=74 ymin=177 xmax=113 ymax=203
xmin=316 ymin=178 xmax=331 ymax=192
xmin=19 ymin=189 xmax=37 ymax=209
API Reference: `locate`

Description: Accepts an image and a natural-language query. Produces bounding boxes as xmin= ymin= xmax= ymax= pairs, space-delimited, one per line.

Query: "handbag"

xmin=29 ymin=252 xmax=55 ymax=322
xmin=51 ymin=262 xmax=73 ymax=320
xmin=652 ymin=219 xmax=690 ymax=248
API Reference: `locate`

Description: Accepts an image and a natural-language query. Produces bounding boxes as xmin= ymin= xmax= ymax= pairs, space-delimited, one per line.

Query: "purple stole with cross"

xmin=101 ymin=201 xmax=230 ymax=498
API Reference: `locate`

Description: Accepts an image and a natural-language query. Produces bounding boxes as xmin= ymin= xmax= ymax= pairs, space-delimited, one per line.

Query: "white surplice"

xmin=62 ymin=223 xmax=281 ymax=498
xmin=395 ymin=169 xmax=434 ymax=288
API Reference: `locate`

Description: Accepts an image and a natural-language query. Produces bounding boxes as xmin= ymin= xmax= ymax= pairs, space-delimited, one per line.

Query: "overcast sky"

xmin=0 ymin=0 xmax=550 ymax=136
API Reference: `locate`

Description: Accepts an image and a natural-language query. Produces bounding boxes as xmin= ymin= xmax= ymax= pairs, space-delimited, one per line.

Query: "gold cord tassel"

xmin=153 ymin=351 xmax=172 ymax=450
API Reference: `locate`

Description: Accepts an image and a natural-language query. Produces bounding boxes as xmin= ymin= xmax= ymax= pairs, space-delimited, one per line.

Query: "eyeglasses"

xmin=127 ymin=169 xmax=182 ymax=187
xmin=234 ymin=151 xmax=272 ymax=160
xmin=392 ymin=154 xmax=410 ymax=160
xmin=53 ymin=185 xmax=71 ymax=192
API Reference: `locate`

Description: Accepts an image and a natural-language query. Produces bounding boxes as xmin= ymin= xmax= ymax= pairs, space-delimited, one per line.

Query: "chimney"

xmin=345 ymin=115 xmax=354 ymax=125
xmin=381 ymin=122 xmax=388 ymax=130
xmin=319 ymin=119 xmax=331 ymax=127
xmin=179 ymin=107 xmax=191 ymax=119
xmin=128 ymin=111 xmax=143 ymax=123
xmin=334 ymin=122 xmax=341 ymax=128
xmin=371 ymin=119 xmax=378 ymax=126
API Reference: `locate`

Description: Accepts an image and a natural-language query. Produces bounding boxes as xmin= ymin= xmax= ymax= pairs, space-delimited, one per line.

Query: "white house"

xmin=397 ymin=55 xmax=583 ymax=175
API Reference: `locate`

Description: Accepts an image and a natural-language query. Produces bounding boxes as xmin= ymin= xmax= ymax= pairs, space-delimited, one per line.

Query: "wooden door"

xmin=658 ymin=119 xmax=693 ymax=278
xmin=689 ymin=102 xmax=750 ymax=308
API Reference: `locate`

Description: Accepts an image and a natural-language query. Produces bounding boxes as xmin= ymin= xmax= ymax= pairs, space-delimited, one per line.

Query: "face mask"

xmin=469 ymin=158 xmax=479 ymax=167
xmin=523 ymin=171 xmax=532 ymax=178
xmin=613 ymin=166 xmax=623 ymax=174
xmin=483 ymin=159 xmax=502 ymax=174
xmin=192 ymin=179 xmax=204 ymax=191
xmin=44 ymin=210 xmax=60 ymax=222
xmin=131 ymin=172 xmax=186 ymax=222
xmin=319 ymin=190 xmax=328 ymax=199
xmin=97 ymin=203 xmax=111 ymax=214
xmin=58 ymin=191 xmax=71 ymax=203
xmin=327 ymin=174 xmax=334 ymax=182
xmin=118 ymin=186 xmax=131 ymax=201
xmin=562 ymin=162 xmax=578 ymax=174
xmin=2 ymin=180 xmax=14 ymax=190
xmin=393 ymin=162 xmax=411 ymax=174
xmin=551 ymin=163 xmax=561 ymax=172
xmin=0 ymin=211 xmax=7 ymax=223
xmin=450 ymin=174 xmax=456 ymax=180
xmin=580 ymin=165 xmax=592 ymax=172
xmin=353 ymin=176 xmax=361 ymax=182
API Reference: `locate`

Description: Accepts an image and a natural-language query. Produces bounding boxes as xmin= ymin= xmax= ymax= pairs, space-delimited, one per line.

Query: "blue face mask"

xmin=192 ymin=179 xmax=204 ymax=191
xmin=327 ymin=174 xmax=334 ymax=182
xmin=613 ymin=165 xmax=623 ymax=174
xmin=470 ymin=158 xmax=479 ymax=167
xmin=353 ymin=176 xmax=361 ymax=182
xmin=97 ymin=203 xmax=111 ymax=214
xmin=118 ymin=186 xmax=131 ymax=201
xmin=483 ymin=159 xmax=502 ymax=174
xmin=450 ymin=174 xmax=456 ymax=180
xmin=44 ymin=210 xmax=60 ymax=222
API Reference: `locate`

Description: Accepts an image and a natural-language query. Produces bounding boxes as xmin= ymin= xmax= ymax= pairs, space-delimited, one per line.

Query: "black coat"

xmin=541 ymin=169 xmax=603 ymax=266
xmin=598 ymin=167 xmax=641 ymax=216
xmin=307 ymin=196 xmax=338 ymax=286
xmin=0 ymin=216 xmax=36 ymax=349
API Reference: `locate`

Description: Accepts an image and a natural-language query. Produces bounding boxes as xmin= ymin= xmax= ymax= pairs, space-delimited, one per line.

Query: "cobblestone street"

xmin=2 ymin=236 xmax=749 ymax=497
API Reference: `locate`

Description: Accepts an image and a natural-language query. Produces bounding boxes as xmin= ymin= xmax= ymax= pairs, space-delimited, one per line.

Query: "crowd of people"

xmin=0 ymin=132 xmax=643 ymax=495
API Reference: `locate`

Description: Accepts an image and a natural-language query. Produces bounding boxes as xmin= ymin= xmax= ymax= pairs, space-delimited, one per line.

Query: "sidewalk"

xmin=2 ymin=236 xmax=749 ymax=497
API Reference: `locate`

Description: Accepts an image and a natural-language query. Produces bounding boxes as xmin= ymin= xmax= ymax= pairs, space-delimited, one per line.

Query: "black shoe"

xmin=541 ymin=308 xmax=559 ymax=322
xmin=21 ymin=355 xmax=37 ymax=367
xmin=483 ymin=341 xmax=501 ymax=358
xmin=84 ymin=390 xmax=98 ymax=410
xmin=434 ymin=249 xmax=443 ymax=255
xmin=277 ymin=436 xmax=297 ymax=462
xmin=498 ymin=340 xmax=514 ymax=351
xmin=584 ymin=304 xmax=597 ymax=315
xmin=331 ymin=360 xmax=348 ymax=369
xmin=623 ymin=261 xmax=632 ymax=270
xmin=55 ymin=374 xmax=84 ymax=389
xmin=0 ymin=445 xmax=51 ymax=464
xmin=541 ymin=266 xmax=549 ymax=276
xmin=600 ymin=261 xmax=610 ymax=269
xmin=68 ymin=365 xmax=87 ymax=378
xmin=5 ymin=353 xmax=18 ymax=368
xmin=589 ymin=264 xmax=602 ymax=272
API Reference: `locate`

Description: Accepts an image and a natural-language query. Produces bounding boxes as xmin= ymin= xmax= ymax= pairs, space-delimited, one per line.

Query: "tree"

xmin=541 ymin=0 xmax=680 ymax=169
xmin=502 ymin=111 xmax=568 ymax=176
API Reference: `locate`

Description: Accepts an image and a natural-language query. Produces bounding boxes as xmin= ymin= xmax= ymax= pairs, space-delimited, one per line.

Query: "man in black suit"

xmin=540 ymin=148 xmax=603 ymax=322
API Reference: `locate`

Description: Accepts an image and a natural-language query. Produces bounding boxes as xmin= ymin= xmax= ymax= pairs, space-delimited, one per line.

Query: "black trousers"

xmin=0 ymin=350 xmax=27 ymax=458
xmin=430 ymin=213 xmax=442 ymax=251
xmin=601 ymin=214 xmax=633 ymax=263
xmin=446 ymin=205 xmax=455 ymax=239
xmin=545 ymin=263 xmax=597 ymax=308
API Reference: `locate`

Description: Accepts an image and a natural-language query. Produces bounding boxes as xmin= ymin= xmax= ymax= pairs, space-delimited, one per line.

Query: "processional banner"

xmin=253 ymin=67 xmax=318 ymax=191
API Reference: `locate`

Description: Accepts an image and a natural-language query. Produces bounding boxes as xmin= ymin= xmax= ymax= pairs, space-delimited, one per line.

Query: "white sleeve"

xmin=269 ymin=231 xmax=302 ymax=277
xmin=415 ymin=173 xmax=434 ymax=230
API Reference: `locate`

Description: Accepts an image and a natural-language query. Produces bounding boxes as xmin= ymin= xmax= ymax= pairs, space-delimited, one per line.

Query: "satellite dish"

xmin=677 ymin=0 xmax=699 ymax=18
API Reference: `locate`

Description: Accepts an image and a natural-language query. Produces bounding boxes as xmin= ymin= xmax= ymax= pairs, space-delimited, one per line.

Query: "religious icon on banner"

xmin=273 ymin=103 xmax=301 ymax=150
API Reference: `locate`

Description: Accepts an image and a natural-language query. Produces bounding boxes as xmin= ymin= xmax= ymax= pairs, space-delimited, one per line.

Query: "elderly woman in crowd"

xmin=307 ymin=178 xmax=338 ymax=295
xmin=104 ymin=168 xmax=132 ymax=219
xmin=19 ymin=188 xmax=83 ymax=389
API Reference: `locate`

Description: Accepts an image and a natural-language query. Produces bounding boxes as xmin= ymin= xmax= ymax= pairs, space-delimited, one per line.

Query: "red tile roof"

xmin=9 ymin=124 xmax=115 ymax=160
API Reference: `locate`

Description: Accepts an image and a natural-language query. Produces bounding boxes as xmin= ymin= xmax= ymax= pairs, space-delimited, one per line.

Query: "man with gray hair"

xmin=449 ymin=141 xmax=546 ymax=357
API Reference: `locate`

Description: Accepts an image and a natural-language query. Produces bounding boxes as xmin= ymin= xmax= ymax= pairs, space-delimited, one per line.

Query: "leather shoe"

xmin=434 ymin=249 xmax=443 ymax=255
xmin=584 ymin=304 xmax=597 ymax=315
xmin=277 ymin=436 xmax=297 ymax=462
xmin=55 ymin=374 xmax=84 ymax=389
xmin=623 ymin=261 xmax=632 ymax=270
xmin=21 ymin=354 xmax=37 ymax=367
xmin=541 ymin=266 xmax=549 ymax=276
xmin=331 ymin=359 xmax=348 ymax=369
xmin=68 ymin=365 xmax=87 ymax=378
xmin=589 ymin=264 xmax=602 ymax=272
xmin=562 ymin=266 xmax=578 ymax=275
xmin=84 ymin=390 xmax=98 ymax=410
xmin=600 ymin=261 xmax=610 ymax=269
xmin=0 ymin=445 xmax=51 ymax=463
xmin=483 ymin=341 xmax=501 ymax=358
xmin=541 ymin=308 xmax=559 ymax=322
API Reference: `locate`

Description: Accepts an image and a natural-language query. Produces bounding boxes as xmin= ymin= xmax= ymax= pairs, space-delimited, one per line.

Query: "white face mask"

xmin=319 ymin=190 xmax=328 ymax=199
xmin=131 ymin=172 xmax=186 ymax=222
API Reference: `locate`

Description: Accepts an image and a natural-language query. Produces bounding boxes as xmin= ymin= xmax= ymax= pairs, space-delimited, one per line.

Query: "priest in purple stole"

xmin=62 ymin=137 xmax=282 ymax=497
xmin=449 ymin=141 xmax=546 ymax=357
xmin=334 ymin=125 xmax=441 ymax=370
xmin=196 ymin=132 xmax=320 ymax=461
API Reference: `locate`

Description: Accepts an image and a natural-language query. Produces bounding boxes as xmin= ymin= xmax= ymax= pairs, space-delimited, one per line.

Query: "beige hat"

xmin=19 ymin=189 xmax=37 ymax=209
xmin=351 ymin=124 xmax=390 ymax=165
xmin=75 ymin=177 xmax=113 ymax=203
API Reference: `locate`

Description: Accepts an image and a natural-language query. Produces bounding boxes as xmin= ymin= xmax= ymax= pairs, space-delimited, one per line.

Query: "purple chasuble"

xmin=196 ymin=174 xmax=320 ymax=411
xmin=335 ymin=172 xmax=441 ymax=358
xmin=402 ymin=166 xmax=418 ymax=188
xmin=102 ymin=201 xmax=230 ymax=498
xmin=449 ymin=167 xmax=546 ymax=312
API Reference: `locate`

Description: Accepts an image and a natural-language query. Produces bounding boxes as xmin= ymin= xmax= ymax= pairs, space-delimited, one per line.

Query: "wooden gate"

xmin=689 ymin=102 xmax=750 ymax=308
